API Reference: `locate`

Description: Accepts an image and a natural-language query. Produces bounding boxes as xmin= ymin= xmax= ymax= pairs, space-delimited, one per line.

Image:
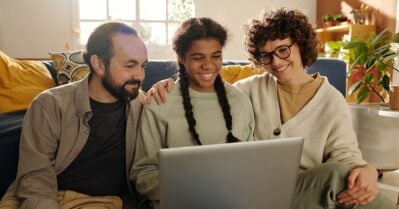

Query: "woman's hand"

xmin=337 ymin=164 xmax=379 ymax=206
xmin=145 ymin=78 xmax=175 ymax=104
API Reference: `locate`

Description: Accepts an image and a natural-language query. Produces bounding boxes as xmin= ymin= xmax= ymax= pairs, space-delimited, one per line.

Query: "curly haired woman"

xmin=234 ymin=7 xmax=395 ymax=209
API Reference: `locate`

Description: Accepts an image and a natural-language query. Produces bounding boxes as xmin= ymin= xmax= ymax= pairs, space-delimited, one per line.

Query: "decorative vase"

xmin=349 ymin=104 xmax=399 ymax=169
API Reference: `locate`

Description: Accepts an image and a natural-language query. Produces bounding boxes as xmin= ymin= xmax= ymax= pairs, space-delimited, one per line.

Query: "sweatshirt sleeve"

xmin=131 ymin=104 xmax=166 ymax=201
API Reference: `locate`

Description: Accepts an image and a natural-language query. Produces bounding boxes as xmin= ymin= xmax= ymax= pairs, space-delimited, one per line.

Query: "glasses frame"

xmin=259 ymin=42 xmax=295 ymax=65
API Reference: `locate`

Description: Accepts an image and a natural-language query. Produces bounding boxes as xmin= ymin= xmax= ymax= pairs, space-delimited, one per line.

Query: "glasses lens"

xmin=275 ymin=46 xmax=291 ymax=59
xmin=260 ymin=53 xmax=272 ymax=65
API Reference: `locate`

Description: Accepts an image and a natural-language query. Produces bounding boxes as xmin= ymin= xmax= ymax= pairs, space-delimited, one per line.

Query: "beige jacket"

xmin=2 ymin=76 xmax=144 ymax=209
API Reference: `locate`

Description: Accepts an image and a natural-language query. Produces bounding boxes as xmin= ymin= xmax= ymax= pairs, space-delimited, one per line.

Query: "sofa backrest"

xmin=307 ymin=57 xmax=347 ymax=97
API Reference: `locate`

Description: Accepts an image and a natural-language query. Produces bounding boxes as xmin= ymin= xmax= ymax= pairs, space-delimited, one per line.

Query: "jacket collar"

xmin=74 ymin=75 xmax=92 ymax=117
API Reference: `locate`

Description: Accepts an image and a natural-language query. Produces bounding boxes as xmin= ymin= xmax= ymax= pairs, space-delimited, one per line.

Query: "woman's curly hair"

xmin=243 ymin=8 xmax=319 ymax=68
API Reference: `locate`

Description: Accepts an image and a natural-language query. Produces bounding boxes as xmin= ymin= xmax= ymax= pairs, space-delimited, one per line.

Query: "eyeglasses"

xmin=259 ymin=42 xmax=295 ymax=65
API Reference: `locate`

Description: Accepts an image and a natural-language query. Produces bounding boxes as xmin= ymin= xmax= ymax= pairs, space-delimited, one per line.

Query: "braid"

xmin=214 ymin=76 xmax=241 ymax=143
xmin=178 ymin=64 xmax=202 ymax=145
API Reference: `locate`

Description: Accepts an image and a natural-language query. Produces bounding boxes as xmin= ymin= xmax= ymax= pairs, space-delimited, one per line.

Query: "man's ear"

xmin=90 ymin=55 xmax=106 ymax=76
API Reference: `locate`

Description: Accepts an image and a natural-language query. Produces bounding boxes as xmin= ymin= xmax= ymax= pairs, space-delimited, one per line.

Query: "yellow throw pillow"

xmin=220 ymin=64 xmax=265 ymax=84
xmin=0 ymin=50 xmax=56 ymax=113
xmin=49 ymin=51 xmax=90 ymax=85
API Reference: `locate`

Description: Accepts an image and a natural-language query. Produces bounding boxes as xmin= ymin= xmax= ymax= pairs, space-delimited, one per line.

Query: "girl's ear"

xmin=90 ymin=55 xmax=106 ymax=76
xmin=177 ymin=55 xmax=185 ymax=65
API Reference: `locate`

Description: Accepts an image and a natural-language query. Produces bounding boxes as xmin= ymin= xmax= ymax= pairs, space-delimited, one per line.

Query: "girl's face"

xmin=259 ymin=37 xmax=306 ymax=85
xmin=179 ymin=38 xmax=223 ymax=92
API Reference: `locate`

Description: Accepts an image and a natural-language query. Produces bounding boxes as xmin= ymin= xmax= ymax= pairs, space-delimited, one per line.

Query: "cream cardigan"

xmin=234 ymin=73 xmax=366 ymax=171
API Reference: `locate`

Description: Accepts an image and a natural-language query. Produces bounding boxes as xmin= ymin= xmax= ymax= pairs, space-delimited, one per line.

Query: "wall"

xmin=316 ymin=0 xmax=397 ymax=33
xmin=194 ymin=0 xmax=316 ymax=60
xmin=0 ymin=0 xmax=73 ymax=59
xmin=0 ymin=0 xmax=316 ymax=60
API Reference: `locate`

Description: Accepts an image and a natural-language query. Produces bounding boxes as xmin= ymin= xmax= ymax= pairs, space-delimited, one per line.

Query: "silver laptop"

xmin=159 ymin=137 xmax=304 ymax=209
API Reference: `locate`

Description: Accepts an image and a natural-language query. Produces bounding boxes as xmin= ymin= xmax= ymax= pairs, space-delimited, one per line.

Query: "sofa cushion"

xmin=220 ymin=64 xmax=264 ymax=84
xmin=49 ymin=51 xmax=90 ymax=85
xmin=0 ymin=50 xmax=56 ymax=113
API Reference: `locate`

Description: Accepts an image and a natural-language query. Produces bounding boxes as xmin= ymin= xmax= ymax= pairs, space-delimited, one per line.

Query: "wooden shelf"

xmin=316 ymin=24 xmax=376 ymax=53
xmin=315 ymin=24 xmax=352 ymax=33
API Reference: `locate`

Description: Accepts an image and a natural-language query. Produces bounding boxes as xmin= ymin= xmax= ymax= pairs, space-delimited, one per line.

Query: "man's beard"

xmin=102 ymin=71 xmax=141 ymax=103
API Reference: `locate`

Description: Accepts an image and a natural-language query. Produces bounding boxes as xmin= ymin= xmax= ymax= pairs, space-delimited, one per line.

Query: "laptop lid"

xmin=159 ymin=137 xmax=304 ymax=209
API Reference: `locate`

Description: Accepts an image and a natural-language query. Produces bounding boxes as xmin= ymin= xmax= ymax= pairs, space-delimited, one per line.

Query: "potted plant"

xmin=333 ymin=14 xmax=349 ymax=25
xmin=322 ymin=14 xmax=335 ymax=27
xmin=343 ymin=29 xmax=399 ymax=104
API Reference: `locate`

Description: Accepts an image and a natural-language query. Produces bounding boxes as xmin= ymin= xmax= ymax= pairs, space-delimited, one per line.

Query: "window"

xmin=73 ymin=0 xmax=195 ymax=59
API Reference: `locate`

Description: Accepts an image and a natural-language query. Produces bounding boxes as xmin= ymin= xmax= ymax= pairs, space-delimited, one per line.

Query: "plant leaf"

xmin=364 ymin=56 xmax=376 ymax=69
xmin=378 ymin=74 xmax=390 ymax=91
xmin=357 ymin=86 xmax=370 ymax=103
xmin=343 ymin=41 xmax=367 ymax=49
xmin=349 ymin=53 xmax=367 ymax=68
xmin=374 ymin=44 xmax=391 ymax=56
xmin=348 ymin=79 xmax=362 ymax=95
xmin=375 ymin=61 xmax=386 ymax=72
xmin=370 ymin=28 xmax=390 ymax=48
xmin=363 ymin=72 xmax=373 ymax=84
xmin=382 ymin=53 xmax=396 ymax=63
xmin=392 ymin=32 xmax=399 ymax=43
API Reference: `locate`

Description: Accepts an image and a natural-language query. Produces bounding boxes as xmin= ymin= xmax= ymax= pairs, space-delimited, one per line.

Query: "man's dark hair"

xmin=83 ymin=22 xmax=138 ymax=72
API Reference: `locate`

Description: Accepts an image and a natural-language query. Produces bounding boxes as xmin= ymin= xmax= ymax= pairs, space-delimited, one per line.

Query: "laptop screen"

xmin=159 ymin=137 xmax=304 ymax=209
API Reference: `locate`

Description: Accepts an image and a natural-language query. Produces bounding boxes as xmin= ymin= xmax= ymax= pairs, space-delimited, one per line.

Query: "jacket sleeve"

xmin=130 ymin=104 xmax=166 ymax=202
xmin=16 ymin=98 xmax=61 ymax=209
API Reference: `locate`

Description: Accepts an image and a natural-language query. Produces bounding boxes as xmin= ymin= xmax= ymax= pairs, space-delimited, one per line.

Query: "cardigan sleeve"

xmin=323 ymin=97 xmax=367 ymax=167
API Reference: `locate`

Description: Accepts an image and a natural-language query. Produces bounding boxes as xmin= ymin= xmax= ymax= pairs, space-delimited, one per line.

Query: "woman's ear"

xmin=90 ymin=55 xmax=106 ymax=76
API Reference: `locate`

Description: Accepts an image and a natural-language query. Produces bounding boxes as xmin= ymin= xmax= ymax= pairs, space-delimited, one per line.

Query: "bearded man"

xmin=0 ymin=22 xmax=148 ymax=209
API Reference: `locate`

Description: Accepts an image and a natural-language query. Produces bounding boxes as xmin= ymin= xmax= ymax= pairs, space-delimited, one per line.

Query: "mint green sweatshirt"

xmin=131 ymin=81 xmax=255 ymax=202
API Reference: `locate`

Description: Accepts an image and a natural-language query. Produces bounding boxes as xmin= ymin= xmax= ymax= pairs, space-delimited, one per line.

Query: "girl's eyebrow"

xmin=190 ymin=50 xmax=222 ymax=57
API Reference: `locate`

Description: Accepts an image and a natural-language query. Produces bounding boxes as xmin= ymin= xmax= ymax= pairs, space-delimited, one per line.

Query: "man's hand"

xmin=337 ymin=164 xmax=379 ymax=206
xmin=145 ymin=78 xmax=174 ymax=104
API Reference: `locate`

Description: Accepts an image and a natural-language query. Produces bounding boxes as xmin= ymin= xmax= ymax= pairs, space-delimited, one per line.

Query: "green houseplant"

xmin=322 ymin=14 xmax=335 ymax=27
xmin=343 ymin=29 xmax=399 ymax=103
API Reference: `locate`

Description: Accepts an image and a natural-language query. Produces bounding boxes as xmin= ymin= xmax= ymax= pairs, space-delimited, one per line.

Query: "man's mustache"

xmin=124 ymin=79 xmax=141 ymax=86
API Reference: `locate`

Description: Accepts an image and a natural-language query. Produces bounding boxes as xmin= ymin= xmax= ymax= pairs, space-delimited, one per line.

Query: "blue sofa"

xmin=0 ymin=57 xmax=346 ymax=197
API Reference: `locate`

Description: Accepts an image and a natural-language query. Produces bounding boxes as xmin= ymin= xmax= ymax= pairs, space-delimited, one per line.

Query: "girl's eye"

xmin=192 ymin=56 xmax=203 ymax=60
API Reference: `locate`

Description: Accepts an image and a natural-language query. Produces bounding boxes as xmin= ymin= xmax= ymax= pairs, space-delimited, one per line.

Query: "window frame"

xmin=72 ymin=0 xmax=194 ymax=59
